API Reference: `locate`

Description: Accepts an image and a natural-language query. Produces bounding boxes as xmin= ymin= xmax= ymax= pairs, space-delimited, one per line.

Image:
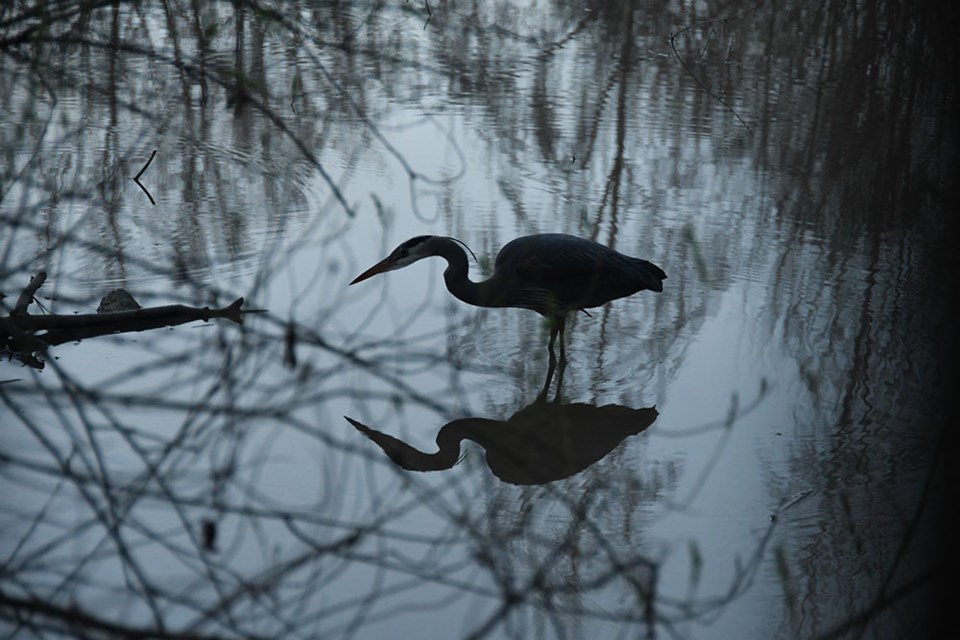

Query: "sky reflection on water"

xmin=0 ymin=1 xmax=955 ymax=638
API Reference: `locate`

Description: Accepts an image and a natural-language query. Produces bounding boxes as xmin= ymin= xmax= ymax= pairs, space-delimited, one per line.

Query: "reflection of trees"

xmin=2 ymin=0 xmax=362 ymax=290
xmin=672 ymin=3 xmax=956 ymax=637
xmin=1 ymin=0 xmax=954 ymax=638
xmin=0 ymin=326 xmax=768 ymax=640
xmin=456 ymin=0 xmax=953 ymax=633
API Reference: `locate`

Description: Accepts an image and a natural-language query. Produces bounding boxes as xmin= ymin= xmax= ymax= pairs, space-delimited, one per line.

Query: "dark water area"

xmin=1 ymin=1 xmax=957 ymax=638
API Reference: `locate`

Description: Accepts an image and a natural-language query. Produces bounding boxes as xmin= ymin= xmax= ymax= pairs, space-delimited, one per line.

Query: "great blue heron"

xmin=350 ymin=233 xmax=665 ymax=361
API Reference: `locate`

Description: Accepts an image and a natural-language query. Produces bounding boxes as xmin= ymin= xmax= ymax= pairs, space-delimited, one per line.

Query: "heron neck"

xmin=386 ymin=422 xmax=489 ymax=471
xmin=398 ymin=428 xmax=463 ymax=471
xmin=435 ymin=238 xmax=496 ymax=308
xmin=395 ymin=425 xmax=467 ymax=472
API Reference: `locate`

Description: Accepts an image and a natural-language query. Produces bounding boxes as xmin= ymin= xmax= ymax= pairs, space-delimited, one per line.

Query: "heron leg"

xmin=546 ymin=317 xmax=568 ymax=365
xmin=537 ymin=349 xmax=557 ymax=404
xmin=557 ymin=316 xmax=567 ymax=367
xmin=540 ymin=318 xmax=567 ymax=404
xmin=554 ymin=362 xmax=565 ymax=403
xmin=547 ymin=319 xmax=560 ymax=362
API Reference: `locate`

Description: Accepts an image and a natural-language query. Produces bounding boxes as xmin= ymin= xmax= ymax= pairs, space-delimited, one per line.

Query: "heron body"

xmin=350 ymin=233 xmax=665 ymax=360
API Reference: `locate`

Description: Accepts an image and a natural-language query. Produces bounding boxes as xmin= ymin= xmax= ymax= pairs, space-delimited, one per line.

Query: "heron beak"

xmin=349 ymin=255 xmax=400 ymax=285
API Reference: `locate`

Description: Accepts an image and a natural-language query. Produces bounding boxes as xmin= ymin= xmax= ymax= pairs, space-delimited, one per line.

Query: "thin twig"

xmin=668 ymin=3 xmax=765 ymax=135
xmin=133 ymin=149 xmax=157 ymax=205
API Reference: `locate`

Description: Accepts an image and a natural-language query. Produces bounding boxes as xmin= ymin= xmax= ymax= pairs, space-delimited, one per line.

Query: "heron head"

xmin=349 ymin=236 xmax=437 ymax=285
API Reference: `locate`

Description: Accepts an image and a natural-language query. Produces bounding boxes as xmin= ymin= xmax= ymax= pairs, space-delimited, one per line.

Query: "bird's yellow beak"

xmin=349 ymin=256 xmax=399 ymax=285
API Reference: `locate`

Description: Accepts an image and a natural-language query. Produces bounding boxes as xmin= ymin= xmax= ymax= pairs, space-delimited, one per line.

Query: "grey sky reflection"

xmin=0 ymin=0 xmax=953 ymax=638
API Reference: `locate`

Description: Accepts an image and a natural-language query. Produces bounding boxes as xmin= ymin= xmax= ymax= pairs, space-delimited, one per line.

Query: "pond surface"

xmin=1 ymin=1 xmax=955 ymax=638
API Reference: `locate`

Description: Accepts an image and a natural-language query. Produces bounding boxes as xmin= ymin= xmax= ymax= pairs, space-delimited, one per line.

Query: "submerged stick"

xmin=12 ymin=271 xmax=46 ymax=315
xmin=2 ymin=275 xmax=256 ymax=369
xmin=133 ymin=149 xmax=157 ymax=205
xmin=18 ymin=298 xmax=246 ymax=346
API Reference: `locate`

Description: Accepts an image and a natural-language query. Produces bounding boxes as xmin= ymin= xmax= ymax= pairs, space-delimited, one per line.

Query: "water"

xmin=1 ymin=1 xmax=954 ymax=638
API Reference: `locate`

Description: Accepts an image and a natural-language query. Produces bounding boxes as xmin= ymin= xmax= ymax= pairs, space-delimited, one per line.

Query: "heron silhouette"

xmin=350 ymin=234 xmax=665 ymax=362
xmin=347 ymin=401 xmax=658 ymax=485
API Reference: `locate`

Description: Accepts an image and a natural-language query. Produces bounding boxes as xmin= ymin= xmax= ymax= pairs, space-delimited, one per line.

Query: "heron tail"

xmin=634 ymin=259 xmax=666 ymax=292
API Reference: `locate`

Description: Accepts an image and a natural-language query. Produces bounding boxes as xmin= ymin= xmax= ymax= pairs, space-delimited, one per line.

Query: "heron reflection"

xmin=347 ymin=397 xmax=657 ymax=486
xmin=350 ymin=234 xmax=665 ymax=363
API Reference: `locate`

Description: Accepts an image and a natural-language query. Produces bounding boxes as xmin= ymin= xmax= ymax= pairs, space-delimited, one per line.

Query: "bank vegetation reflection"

xmin=0 ymin=0 xmax=952 ymax=637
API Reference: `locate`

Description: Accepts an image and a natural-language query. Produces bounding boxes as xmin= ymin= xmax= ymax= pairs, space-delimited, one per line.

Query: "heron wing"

xmin=494 ymin=234 xmax=664 ymax=312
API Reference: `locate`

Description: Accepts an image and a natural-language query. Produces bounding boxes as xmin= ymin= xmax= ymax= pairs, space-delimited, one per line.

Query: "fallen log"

xmin=2 ymin=274 xmax=254 ymax=368
xmin=19 ymin=297 xmax=245 ymax=346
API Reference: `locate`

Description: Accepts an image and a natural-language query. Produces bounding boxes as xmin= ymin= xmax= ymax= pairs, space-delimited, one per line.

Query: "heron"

xmin=349 ymin=233 xmax=665 ymax=362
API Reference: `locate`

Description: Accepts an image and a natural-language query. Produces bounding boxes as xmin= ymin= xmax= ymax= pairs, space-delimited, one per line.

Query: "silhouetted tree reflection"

xmin=0 ymin=0 xmax=954 ymax=638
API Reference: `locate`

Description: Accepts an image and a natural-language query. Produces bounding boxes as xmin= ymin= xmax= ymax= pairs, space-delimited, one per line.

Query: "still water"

xmin=0 ymin=1 xmax=954 ymax=638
